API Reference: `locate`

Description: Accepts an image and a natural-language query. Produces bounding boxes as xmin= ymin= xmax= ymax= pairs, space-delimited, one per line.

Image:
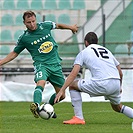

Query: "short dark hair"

xmin=84 ymin=32 xmax=98 ymax=44
xmin=23 ymin=10 xmax=36 ymax=21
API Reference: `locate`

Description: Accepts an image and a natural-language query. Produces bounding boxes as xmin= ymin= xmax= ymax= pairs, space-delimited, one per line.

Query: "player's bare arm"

xmin=54 ymin=64 xmax=80 ymax=103
xmin=0 ymin=51 xmax=18 ymax=66
xmin=56 ymin=23 xmax=78 ymax=34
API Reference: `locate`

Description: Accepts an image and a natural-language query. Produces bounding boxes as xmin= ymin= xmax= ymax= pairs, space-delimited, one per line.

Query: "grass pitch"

xmin=0 ymin=102 xmax=133 ymax=133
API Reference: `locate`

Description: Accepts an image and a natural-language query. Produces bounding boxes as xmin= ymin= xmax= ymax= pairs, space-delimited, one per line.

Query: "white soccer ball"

xmin=39 ymin=103 xmax=54 ymax=120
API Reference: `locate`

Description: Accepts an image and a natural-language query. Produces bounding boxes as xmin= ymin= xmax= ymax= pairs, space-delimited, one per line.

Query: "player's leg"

xmin=111 ymin=103 xmax=133 ymax=118
xmin=30 ymin=80 xmax=46 ymax=118
xmin=48 ymin=85 xmax=65 ymax=106
xmin=34 ymin=80 xmax=46 ymax=105
xmin=63 ymin=78 xmax=109 ymax=124
xmin=105 ymin=79 xmax=133 ymax=119
xmin=30 ymin=64 xmax=47 ymax=118
xmin=48 ymin=63 xmax=65 ymax=105
xmin=48 ymin=86 xmax=65 ymax=119
xmin=50 ymin=86 xmax=65 ymax=105
xmin=45 ymin=64 xmax=65 ymax=118
xmin=63 ymin=80 xmax=85 ymax=124
xmin=69 ymin=80 xmax=84 ymax=120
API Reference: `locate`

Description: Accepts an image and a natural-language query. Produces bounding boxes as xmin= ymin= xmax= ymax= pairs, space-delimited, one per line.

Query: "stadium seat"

xmin=15 ymin=14 xmax=23 ymax=26
xmin=3 ymin=0 xmax=15 ymax=10
xmin=0 ymin=45 xmax=11 ymax=57
xmin=1 ymin=30 xmax=12 ymax=42
xmin=130 ymin=46 xmax=133 ymax=56
xmin=31 ymin=0 xmax=43 ymax=10
xmin=114 ymin=44 xmax=128 ymax=57
xmin=14 ymin=30 xmax=24 ymax=41
xmin=45 ymin=14 xmax=56 ymax=22
xmin=1 ymin=14 xmax=14 ymax=26
xmin=72 ymin=34 xmax=78 ymax=42
xmin=58 ymin=14 xmax=70 ymax=24
xmin=73 ymin=0 xmax=85 ymax=10
xmin=0 ymin=2 xmax=2 ymax=9
xmin=59 ymin=44 xmax=79 ymax=68
xmin=58 ymin=44 xmax=79 ymax=57
xmin=36 ymin=14 xmax=42 ymax=22
xmin=44 ymin=0 xmax=57 ymax=9
xmin=16 ymin=0 xmax=29 ymax=9
xmin=58 ymin=0 xmax=71 ymax=10
xmin=130 ymin=31 xmax=133 ymax=41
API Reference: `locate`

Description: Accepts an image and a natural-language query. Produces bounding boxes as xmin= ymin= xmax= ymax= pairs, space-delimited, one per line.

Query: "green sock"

xmin=34 ymin=86 xmax=44 ymax=105
xmin=49 ymin=93 xmax=56 ymax=105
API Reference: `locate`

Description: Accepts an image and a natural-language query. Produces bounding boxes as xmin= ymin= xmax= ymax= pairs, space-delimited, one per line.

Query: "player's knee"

xmin=36 ymin=80 xmax=46 ymax=87
xmin=69 ymin=84 xmax=74 ymax=90
xmin=69 ymin=81 xmax=79 ymax=90
xmin=111 ymin=104 xmax=121 ymax=113
xmin=113 ymin=107 xmax=120 ymax=112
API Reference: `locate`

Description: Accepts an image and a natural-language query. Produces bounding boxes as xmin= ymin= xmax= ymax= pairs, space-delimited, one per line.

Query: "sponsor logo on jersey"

xmin=38 ymin=41 xmax=53 ymax=53
xmin=31 ymin=34 xmax=51 ymax=45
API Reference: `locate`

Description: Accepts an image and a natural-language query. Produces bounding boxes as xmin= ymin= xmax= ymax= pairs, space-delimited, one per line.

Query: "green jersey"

xmin=14 ymin=21 xmax=62 ymax=65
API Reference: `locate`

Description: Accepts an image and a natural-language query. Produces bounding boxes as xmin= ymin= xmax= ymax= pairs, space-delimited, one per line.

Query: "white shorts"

xmin=78 ymin=78 xmax=121 ymax=105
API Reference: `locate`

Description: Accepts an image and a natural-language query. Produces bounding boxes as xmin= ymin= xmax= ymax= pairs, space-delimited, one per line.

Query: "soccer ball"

xmin=39 ymin=103 xmax=54 ymax=120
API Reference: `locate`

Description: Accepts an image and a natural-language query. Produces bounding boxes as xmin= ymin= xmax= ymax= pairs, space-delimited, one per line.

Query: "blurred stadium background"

xmin=0 ymin=0 xmax=133 ymax=102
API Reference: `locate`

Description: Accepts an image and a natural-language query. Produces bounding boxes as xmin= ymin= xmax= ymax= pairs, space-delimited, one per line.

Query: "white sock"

xmin=120 ymin=105 xmax=133 ymax=118
xmin=69 ymin=90 xmax=84 ymax=120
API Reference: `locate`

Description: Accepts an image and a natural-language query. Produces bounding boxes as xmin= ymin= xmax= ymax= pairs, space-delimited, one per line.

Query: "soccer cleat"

xmin=63 ymin=116 xmax=85 ymax=125
xmin=52 ymin=112 xmax=57 ymax=119
xmin=30 ymin=103 xmax=39 ymax=118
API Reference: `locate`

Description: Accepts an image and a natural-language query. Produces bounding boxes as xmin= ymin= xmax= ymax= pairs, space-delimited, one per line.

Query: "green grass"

xmin=0 ymin=102 xmax=133 ymax=133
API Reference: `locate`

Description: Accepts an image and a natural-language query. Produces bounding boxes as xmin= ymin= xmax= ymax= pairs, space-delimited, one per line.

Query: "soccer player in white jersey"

xmin=54 ymin=32 xmax=133 ymax=124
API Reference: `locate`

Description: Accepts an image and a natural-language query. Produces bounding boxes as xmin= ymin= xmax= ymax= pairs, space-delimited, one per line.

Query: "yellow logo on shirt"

xmin=38 ymin=41 xmax=53 ymax=53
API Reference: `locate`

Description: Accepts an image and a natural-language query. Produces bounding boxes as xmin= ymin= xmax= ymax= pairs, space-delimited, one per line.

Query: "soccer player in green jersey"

xmin=0 ymin=11 xmax=78 ymax=118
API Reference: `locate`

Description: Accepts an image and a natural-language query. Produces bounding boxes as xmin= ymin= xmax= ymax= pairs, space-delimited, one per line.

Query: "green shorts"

xmin=34 ymin=63 xmax=65 ymax=88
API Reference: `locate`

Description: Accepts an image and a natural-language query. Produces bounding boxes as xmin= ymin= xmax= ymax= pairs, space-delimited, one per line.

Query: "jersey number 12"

xmin=91 ymin=47 xmax=109 ymax=59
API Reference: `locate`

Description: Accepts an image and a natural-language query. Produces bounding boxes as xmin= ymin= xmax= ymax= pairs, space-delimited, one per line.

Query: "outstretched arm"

xmin=0 ymin=51 xmax=18 ymax=66
xmin=56 ymin=23 xmax=78 ymax=34
xmin=54 ymin=64 xmax=81 ymax=103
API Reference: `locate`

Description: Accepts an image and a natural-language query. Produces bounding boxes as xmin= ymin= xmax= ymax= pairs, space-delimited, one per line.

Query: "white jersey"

xmin=74 ymin=44 xmax=120 ymax=80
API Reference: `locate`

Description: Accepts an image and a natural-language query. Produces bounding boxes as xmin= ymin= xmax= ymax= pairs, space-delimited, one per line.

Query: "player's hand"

xmin=71 ymin=24 xmax=78 ymax=34
xmin=54 ymin=89 xmax=65 ymax=103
